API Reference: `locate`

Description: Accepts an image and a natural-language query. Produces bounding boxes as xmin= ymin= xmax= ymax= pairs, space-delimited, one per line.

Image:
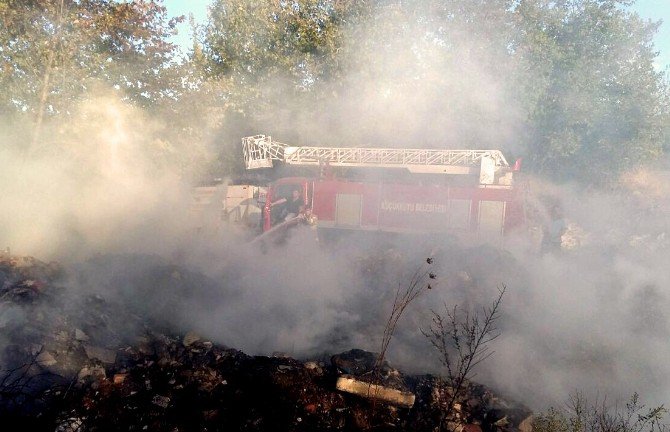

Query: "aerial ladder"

xmin=242 ymin=135 xmax=514 ymax=186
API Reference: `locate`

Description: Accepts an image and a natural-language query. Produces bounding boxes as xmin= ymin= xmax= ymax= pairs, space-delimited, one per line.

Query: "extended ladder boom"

xmin=243 ymin=135 xmax=512 ymax=185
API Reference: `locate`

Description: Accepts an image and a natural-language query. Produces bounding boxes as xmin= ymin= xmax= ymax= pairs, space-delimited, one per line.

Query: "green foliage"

xmin=194 ymin=0 xmax=370 ymax=174
xmin=514 ymin=0 xmax=667 ymax=183
xmin=0 ymin=0 xmax=182 ymax=117
xmin=0 ymin=0 xmax=668 ymax=183
xmin=197 ymin=0 xmax=669 ymax=182
xmin=199 ymin=0 xmax=525 ymax=152
xmin=534 ymin=393 xmax=667 ymax=432
xmin=202 ymin=0 xmax=353 ymax=106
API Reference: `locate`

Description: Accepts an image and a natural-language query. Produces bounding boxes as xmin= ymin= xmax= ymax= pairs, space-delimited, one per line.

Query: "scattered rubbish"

xmin=151 ymin=395 xmax=171 ymax=409
xmin=336 ymin=376 xmax=416 ymax=408
xmin=36 ymin=351 xmax=58 ymax=367
xmin=74 ymin=329 xmax=89 ymax=341
xmin=83 ymin=345 xmax=117 ymax=364
xmin=182 ymin=331 xmax=200 ymax=347
xmin=113 ymin=373 xmax=127 ymax=385
xmin=0 ymin=254 xmax=531 ymax=431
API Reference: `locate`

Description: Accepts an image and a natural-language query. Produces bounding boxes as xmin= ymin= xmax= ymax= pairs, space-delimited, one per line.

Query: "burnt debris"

xmin=0 ymin=253 xmax=531 ymax=431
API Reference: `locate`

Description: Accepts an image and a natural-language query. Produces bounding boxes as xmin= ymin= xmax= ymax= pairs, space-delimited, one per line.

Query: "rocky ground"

xmin=0 ymin=253 xmax=531 ymax=431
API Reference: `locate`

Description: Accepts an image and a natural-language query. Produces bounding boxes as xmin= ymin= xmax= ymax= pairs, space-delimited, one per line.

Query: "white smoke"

xmin=1 ymin=1 xmax=668 ymax=415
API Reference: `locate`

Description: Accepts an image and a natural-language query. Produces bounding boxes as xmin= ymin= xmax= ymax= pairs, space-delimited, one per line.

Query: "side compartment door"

xmin=335 ymin=194 xmax=362 ymax=227
xmin=449 ymin=199 xmax=472 ymax=231
xmin=478 ymin=200 xmax=505 ymax=240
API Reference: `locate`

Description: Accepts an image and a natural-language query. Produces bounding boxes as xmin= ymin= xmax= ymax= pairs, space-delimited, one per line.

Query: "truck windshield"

xmin=273 ymin=184 xmax=301 ymax=201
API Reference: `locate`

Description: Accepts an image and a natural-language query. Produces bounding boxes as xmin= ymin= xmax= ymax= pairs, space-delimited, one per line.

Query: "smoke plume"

xmin=1 ymin=1 xmax=669 ymax=414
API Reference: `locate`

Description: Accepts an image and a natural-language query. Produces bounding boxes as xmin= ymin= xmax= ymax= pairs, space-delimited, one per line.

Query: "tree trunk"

xmin=30 ymin=0 xmax=66 ymax=153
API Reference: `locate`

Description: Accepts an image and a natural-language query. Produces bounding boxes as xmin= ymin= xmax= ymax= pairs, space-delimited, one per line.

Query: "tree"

xmin=0 ymin=0 xmax=183 ymax=150
xmin=195 ymin=0 xmax=669 ymax=181
xmin=195 ymin=0 xmax=368 ymax=175
xmin=514 ymin=0 xmax=668 ymax=184
xmin=200 ymin=0 xmax=525 ymax=151
xmin=201 ymin=0 xmax=359 ymax=116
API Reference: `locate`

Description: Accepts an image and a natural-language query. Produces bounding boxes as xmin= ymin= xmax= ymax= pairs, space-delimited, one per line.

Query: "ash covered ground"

xmin=0 ymin=248 xmax=532 ymax=431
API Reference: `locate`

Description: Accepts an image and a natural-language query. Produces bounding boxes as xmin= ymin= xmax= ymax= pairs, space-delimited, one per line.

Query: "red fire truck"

xmin=243 ymin=135 xmax=526 ymax=243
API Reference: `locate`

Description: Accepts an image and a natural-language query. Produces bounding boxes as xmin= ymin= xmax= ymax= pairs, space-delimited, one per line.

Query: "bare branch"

xmin=422 ymin=284 xmax=506 ymax=431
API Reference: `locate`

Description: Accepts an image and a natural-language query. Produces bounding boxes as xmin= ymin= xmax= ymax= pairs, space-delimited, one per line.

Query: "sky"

xmin=164 ymin=0 xmax=209 ymax=55
xmin=163 ymin=0 xmax=670 ymax=71
xmin=634 ymin=0 xmax=670 ymax=70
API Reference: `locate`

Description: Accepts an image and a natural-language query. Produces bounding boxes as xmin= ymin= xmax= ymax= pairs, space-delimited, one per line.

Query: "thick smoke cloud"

xmin=0 ymin=93 xmax=197 ymax=261
xmin=1 ymin=2 xmax=669 ymax=415
xmin=483 ymin=175 xmax=670 ymax=408
xmin=248 ymin=5 xmax=525 ymax=153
